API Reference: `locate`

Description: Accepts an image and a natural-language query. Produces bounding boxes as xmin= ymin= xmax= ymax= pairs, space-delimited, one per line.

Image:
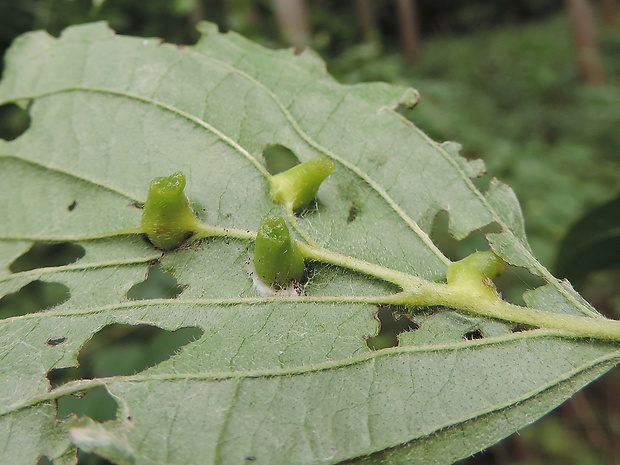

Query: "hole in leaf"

xmin=37 ymin=457 xmax=54 ymax=465
xmin=46 ymin=336 xmax=67 ymax=346
xmin=9 ymin=242 xmax=85 ymax=273
xmin=126 ymin=263 xmax=184 ymax=300
xmin=510 ymin=324 xmax=535 ymax=333
xmin=430 ymin=210 xmax=546 ymax=306
xmin=68 ymin=200 xmax=78 ymax=212
xmin=346 ymin=202 xmax=359 ymax=224
xmin=77 ymin=452 xmax=114 ymax=465
xmin=48 ymin=323 xmax=204 ymax=385
xmin=430 ymin=210 xmax=500 ymax=261
xmin=464 ymin=328 xmax=484 ymax=340
xmin=495 ymin=267 xmax=546 ymax=306
xmin=55 ymin=385 xmax=118 ymax=422
xmin=262 ymin=144 xmax=300 ymax=174
xmin=366 ymin=305 xmax=419 ymax=350
xmin=0 ymin=281 xmax=70 ymax=319
xmin=470 ymin=171 xmax=492 ymax=193
xmin=0 ymin=103 xmax=30 ymax=141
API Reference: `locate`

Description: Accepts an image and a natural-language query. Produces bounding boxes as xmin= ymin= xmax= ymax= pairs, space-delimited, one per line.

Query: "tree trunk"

xmin=355 ymin=0 xmax=377 ymax=41
xmin=188 ymin=3 xmax=203 ymax=40
xmin=396 ymin=0 xmax=421 ymax=65
xmin=270 ymin=0 xmax=310 ymax=51
xmin=600 ymin=0 xmax=618 ymax=26
xmin=565 ymin=0 xmax=605 ymax=84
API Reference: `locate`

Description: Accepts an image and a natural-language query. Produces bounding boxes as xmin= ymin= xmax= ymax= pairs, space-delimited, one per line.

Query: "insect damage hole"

xmin=262 ymin=143 xmax=300 ymax=175
xmin=9 ymin=242 xmax=85 ymax=273
xmin=430 ymin=210 xmax=546 ymax=306
xmin=0 ymin=281 xmax=70 ymax=319
xmin=126 ymin=263 xmax=185 ymax=300
xmin=67 ymin=200 xmax=78 ymax=212
xmin=510 ymin=324 xmax=536 ymax=333
xmin=430 ymin=210 xmax=500 ymax=263
xmin=0 ymin=103 xmax=30 ymax=141
xmin=366 ymin=305 xmax=419 ymax=350
xmin=463 ymin=329 xmax=484 ymax=340
xmin=54 ymin=385 xmax=118 ymax=422
xmin=48 ymin=324 xmax=204 ymax=383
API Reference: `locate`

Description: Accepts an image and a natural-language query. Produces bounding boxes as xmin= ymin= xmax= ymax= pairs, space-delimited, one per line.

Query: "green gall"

xmin=140 ymin=172 xmax=200 ymax=250
xmin=269 ymin=155 xmax=336 ymax=212
xmin=446 ymin=251 xmax=506 ymax=300
xmin=254 ymin=215 xmax=305 ymax=288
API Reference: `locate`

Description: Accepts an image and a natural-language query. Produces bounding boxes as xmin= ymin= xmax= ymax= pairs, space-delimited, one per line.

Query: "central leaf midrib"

xmin=406 ymin=117 xmax=600 ymax=319
xmin=4 ymin=47 xmax=596 ymax=321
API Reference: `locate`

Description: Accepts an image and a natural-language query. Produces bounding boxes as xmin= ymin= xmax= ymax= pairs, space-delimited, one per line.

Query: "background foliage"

xmin=0 ymin=1 xmax=618 ymax=464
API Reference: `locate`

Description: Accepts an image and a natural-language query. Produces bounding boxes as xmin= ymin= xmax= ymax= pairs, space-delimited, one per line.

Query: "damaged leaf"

xmin=0 ymin=22 xmax=618 ymax=465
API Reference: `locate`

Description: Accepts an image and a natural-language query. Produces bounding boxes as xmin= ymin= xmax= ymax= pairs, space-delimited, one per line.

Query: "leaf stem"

xmin=13 ymin=220 xmax=620 ymax=343
xmin=194 ymin=224 xmax=256 ymax=241
xmin=297 ymin=242 xmax=419 ymax=288
xmin=296 ymin=242 xmax=620 ymax=342
xmin=395 ymin=286 xmax=620 ymax=342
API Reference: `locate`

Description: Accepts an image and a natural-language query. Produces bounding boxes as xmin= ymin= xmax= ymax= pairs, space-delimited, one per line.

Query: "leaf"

xmin=555 ymin=194 xmax=620 ymax=288
xmin=0 ymin=22 xmax=618 ymax=465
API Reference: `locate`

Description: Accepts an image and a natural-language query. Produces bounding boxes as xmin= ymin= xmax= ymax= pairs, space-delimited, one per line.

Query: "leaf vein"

xmin=401 ymin=117 xmax=599 ymax=318
xmin=189 ymin=54 xmax=451 ymax=266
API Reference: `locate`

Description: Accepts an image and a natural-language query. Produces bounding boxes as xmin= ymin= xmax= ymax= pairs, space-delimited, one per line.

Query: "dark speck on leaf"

xmin=346 ymin=202 xmax=358 ymax=224
xmin=46 ymin=336 xmax=67 ymax=346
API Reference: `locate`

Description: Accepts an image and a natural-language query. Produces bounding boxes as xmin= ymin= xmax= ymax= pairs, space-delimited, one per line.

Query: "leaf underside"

xmin=0 ymin=22 xmax=617 ymax=465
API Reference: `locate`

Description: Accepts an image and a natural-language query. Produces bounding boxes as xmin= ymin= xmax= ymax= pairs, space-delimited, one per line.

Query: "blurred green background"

xmin=1 ymin=1 xmax=619 ymax=464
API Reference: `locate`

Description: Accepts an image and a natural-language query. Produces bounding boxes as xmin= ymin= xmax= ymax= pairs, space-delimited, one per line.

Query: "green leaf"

xmin=0 ymin=22 xmax=618 ymax=465
xmin=555 ymin=194 xmax=620 ymax=288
